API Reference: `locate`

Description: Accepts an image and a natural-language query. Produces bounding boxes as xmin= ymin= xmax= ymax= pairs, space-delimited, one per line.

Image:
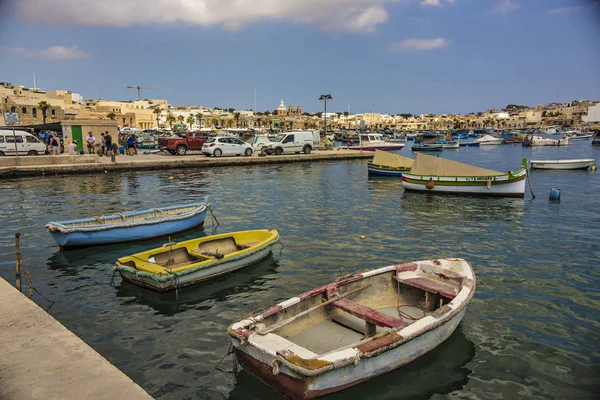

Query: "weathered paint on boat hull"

xmin=234 ymin=309 xmax=466 ymax=399
xmin=51 ymin=210 xmax=207 ymax=249
xmin=343 ymin=145 xmax=406 ymax=151
xmin=119 ymin=245 xmax=273 ymax=292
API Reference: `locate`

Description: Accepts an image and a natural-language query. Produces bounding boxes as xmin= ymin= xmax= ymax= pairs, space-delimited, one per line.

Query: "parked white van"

xmin=263 ymin=131 xmax=320 ymax=155
xmin=0 ymin=130 xmax=48 ymax=156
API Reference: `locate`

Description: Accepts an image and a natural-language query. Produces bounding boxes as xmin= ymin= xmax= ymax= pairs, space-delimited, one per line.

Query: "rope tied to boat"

xmin=207 ymin=205 xmax=219 ymax=228
xmin=271 ymin=358 xmax=280 ymax=375
xmin=526 ymin=168 xmax=536 ymax=199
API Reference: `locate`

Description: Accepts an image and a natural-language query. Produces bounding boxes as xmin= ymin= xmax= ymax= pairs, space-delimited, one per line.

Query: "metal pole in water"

xmin=15 ymin=233 xmax=22 ymax=292
xmin=12 ymin=123 xmax=20 ymax=166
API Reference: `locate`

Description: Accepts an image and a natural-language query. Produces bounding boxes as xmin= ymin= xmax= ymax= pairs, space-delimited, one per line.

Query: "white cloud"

xmin=549 ymin=1 xmax=599 ymax=14
xmin=14 ymin=0 xmax=395 ymax=33
xmin=4 ymin=45 xmax=88 ymax=60
xmin=492 ymin=0 xmax=520 ymax=14
xmin=390 ymin=37 xmax=451 ymax=52
xmin=420 ymin=0 xmax=455 ymax=7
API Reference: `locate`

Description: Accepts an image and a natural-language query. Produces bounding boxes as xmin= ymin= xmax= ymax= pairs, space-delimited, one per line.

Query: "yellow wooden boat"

xmin=115 ymin=229 xmax=280 ymax=292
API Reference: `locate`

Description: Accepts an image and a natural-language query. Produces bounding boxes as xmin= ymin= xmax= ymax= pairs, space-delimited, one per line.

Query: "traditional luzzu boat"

xmin=530 ymin=158 xmax=596 ymax=170
xmin=401 ymin=153 xmax=527 ymax=197
xmin=46 ymin=199 xmax=211 ymax=249
xmin=367 ymin=150 xmax=413 ymax=177
xmin=115 ymin=229 xmax=279 ymax=292
xmin=411 ymin=143 xmax=443 ymax=152
xmin=228 ymin=258 xmax=475 ymax=400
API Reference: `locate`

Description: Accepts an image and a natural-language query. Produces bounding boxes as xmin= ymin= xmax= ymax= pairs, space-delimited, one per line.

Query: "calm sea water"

xmin=1 ymin=142 xmax=599 ymax=400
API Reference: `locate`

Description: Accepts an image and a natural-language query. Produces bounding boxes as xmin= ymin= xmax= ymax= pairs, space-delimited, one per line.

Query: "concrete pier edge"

xmin=0 ymin=150 xmax=373 ymax=178
xmin=0 ymin=278 xmax=154 ymax=400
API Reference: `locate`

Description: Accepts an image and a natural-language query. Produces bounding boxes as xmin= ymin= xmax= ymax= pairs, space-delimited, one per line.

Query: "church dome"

xmin=277 ymin=99 xmax=286 ymax=111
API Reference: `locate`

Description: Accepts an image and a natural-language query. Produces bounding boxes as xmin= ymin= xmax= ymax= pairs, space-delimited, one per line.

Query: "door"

xmin=220 ymin=138 xmax=234 ymax=155
xmin=282 ymin=134 xmax=296 ymax=152
xmin=71 ymin=125 xmax=83 ymax=153
xmin=188 ymin=132 xmax=203 ymax=150
xmin=5 ymin=134 xmax=25 ymax=155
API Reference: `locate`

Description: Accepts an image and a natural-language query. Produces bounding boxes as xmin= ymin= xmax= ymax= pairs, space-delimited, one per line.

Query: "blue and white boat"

xmin=46 ymin=199 xmax=211 ymax=249
xmin=367 ymin=150 xmax=413 ymax=177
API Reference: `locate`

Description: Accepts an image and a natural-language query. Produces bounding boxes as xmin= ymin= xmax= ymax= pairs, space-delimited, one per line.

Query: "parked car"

xmin=262 ymin=131 xmax=319 ymax=155
xmin=202 ymin=136 xmax=253 ymax=157
xmin=0 ymin=130 xmax=47 ymax=156
xmin=158 ymin=131 xmax=210 ymax=155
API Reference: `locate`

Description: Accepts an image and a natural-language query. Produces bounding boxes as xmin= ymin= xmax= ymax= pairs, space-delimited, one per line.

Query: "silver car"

xmin=202 ymin=136 xmax=253 ymax=157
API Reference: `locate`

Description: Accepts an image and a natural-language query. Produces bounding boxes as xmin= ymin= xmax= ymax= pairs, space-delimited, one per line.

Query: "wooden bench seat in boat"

xmin=397 ymin=277 xmax=458 ymax=299
xmin=332 ymin=298 xmax=407 ymax=337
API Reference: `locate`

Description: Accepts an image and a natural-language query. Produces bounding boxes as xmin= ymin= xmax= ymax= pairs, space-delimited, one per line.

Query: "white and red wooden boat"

xmin=228 ymin=258 xmax=476 ymax=399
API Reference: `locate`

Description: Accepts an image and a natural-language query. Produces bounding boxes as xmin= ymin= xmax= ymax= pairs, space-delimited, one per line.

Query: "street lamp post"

xmin=319 ymin=94 xmax=332 ymax=135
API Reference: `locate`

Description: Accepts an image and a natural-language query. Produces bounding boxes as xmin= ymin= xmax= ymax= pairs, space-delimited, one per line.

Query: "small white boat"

xmin=228 ymin=258 xmax=475 ymax=399
xmin=342 ymin=134 xmax=405 ymax=151
xmin=530 ymin=159 xmax=595 ymax=170
xmin=523 ymin=135 xmax=570 ymax=147
xmin=401 ymin=153 xmax=527 ymax=197
xmin=568 ymin=133 xmax=593 ymax=140
xmin=474 ymin=135 xmax=503 ymax=145
xmin=441 ymin=140 xmax=459 ymax=149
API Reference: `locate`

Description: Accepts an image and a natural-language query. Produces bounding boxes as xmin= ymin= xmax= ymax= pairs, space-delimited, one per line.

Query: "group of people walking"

xmin=44 ymin=130 xmax=139 ymax=156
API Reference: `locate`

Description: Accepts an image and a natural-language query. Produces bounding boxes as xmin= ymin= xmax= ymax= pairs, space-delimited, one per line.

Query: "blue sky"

xmin=1 ymin=0 xmax=599 ymax=115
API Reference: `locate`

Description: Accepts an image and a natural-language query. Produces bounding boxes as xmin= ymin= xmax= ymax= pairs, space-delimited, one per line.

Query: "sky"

xmin=0 ymin=0 xmax=599 ymax=115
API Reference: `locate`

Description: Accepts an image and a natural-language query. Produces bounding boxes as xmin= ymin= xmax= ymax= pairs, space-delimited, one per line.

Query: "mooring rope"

xmin=526 ymin=168 xmax=536 ymax=199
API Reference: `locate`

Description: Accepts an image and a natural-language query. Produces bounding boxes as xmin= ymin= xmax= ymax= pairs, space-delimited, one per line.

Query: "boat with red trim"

xmin=228 ymin=258 xmax=475 ymax=399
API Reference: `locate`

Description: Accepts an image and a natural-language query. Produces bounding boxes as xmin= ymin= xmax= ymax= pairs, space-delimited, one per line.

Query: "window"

xmin=51 ymin=109 xmax=56 ymax=116
xmin=22 ymin=107 xmax=27 ymax=114
xmin=10 ymin=106 xmax=16 ymax=112
xmin=0 ymin=136 xmax=4 ymax=143
xmin=282 ymin=134 xmax=294 ymax=143
xmin=6 ymin=136 xmax=24 ymax=143
xmin=26 ymin=135 xmax=39 ymax=143
xmin=32 ymin=108 xmax=37 ymax=117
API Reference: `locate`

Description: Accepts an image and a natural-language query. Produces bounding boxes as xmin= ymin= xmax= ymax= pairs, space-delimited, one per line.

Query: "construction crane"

xmin=126 ymin=85 xmax=168 ymax=100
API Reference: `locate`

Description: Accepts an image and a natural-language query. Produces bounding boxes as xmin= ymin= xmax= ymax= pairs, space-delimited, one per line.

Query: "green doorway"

xmin=71 ymin=125 xmax=83 ymax=152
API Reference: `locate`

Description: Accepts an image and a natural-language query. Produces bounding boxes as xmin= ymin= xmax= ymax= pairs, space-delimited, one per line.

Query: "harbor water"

xmin=0 ymin=142 xmax=599 ymax=399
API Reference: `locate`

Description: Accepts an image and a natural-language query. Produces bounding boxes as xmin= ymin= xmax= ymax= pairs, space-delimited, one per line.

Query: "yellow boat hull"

xmin=115 ymin=229 xmax=279 ymax=292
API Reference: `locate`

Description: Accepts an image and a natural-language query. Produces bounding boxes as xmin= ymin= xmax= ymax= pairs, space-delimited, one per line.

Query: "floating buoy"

xmin=104 ymin=170 xmax=107 ymax=173
xmin=168 ymin=176 xmax=174 ymax=180
xmin=549 ymin=188 xmax=561 ymax=201
xmin=592 ymin=165 xmax=597 ymax=171
xmin=360 ymin=235 xmax=365 ymax=239
xmin=426 ymin=178 xmax=435 ymax=190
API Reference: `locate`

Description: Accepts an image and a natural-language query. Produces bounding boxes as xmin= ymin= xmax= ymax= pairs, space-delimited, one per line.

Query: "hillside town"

xmin=2 ymin=81 xmax=600 ymax=133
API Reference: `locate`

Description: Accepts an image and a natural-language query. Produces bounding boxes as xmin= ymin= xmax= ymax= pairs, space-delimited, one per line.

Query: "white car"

xmin=202 ymin=136 xmax=253 ymax=157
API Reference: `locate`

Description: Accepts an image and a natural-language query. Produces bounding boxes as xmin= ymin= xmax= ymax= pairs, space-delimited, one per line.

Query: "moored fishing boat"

xmin=401 ymin=153 xmax=527 ymax=197
xmin=523 ymin=135 xmax=570 ymax=147
xmin=441 ymin=140 xmax=459 ymax=149
xmin=367 ymin=150 xmax=413 ymax=177
xmin=115 ymin=229 xmax=279 ymax=292
xmin=412 ymin=143 xmax=443 ymax=152
xmin=474 ymin=135 xmax=503 ymax=145
xmin=530 ymin=159 xmax=595 ymax=170
xmin=568 ymin=133 xmax=592 ymax=140
xmin=342 ymin=133 xmax=405 ymax=151
xmin=228 ymin=258 xmax=475 ymax=400
xmin=593 ymin=133 xmax=600 ymax=145
xmin=46 ymin=199 xmax=211 ymax=249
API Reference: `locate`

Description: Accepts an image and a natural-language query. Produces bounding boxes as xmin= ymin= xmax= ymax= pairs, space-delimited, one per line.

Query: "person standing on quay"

xmin=68 ymin=140 xmax=78 ymax=155
xmin=100 ymin=132 xmax=106 ymax=156
xmin=104 ymin=131 xmax=113 ymax=156
xmin=126 ymin=133 xmax=135 ymax=155
xmin=51 ymin=133 xmax=60 ymax=155
xmin=86 ymin=132 xmax=96 ymax=154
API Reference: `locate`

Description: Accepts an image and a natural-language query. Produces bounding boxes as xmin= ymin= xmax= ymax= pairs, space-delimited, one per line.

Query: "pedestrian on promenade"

xmin=68 ymin=140 xmax=78 ymax=155
xmin=46 ymin=133 xmax=54 ymax=154
xmin=86 ymin=132 xmax=96 ymax=154
xmin=51 ymin=133 xmax=60 ymax=155
xmin=133 ymin=135 xmax=139 ymax=155
xmin=104 ymin=131 xmax=113 ymax=156
xmin=126 ymin=133 xmax=135 ymax=155
xmin=100 ymin=132 xmax=106 ymax=156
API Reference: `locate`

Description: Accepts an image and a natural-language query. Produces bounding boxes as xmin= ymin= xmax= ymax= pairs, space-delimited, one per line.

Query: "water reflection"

xmin=399 ymin=191 xmax=526 ymax=225
xmin=229 ymin=326 xmax=475 ymax=400
xmin=115 ymin=256 xmax=279 ymax=316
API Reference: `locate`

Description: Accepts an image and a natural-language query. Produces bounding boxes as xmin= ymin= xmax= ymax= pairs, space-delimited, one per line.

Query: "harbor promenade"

xmin=0 ymin=149 xmax=373 ymax=178
xmin=0 ymin=277 xmax=154 ymax=400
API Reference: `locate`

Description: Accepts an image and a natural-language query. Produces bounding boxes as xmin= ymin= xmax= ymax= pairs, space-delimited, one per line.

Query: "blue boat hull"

xmin=50 ymin=210 xmax=207 ymax=249
xmin=367 ymin=162 xmax=409 ymax=177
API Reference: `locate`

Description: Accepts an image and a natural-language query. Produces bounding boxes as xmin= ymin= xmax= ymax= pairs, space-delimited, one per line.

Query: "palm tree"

xmin=177 ymin=115 xmax=185 ymax=125
xmin=106 ymin=112 xmax=116 ymax=120
xmin=211 ymin=118 xmax=219 ymax=128
xmin=186 ymin=115 xmax=195 ymax=129
xmin=153 ymin=107 xmax=162 ymax=128
xmin=166 ymin=113 xmax=176 ymax=128
xmin=234 ymin=112 xmax=241 ymax=128
xmin=226 ymin=119 xmax=234 ymax=128
xmin=196 ymin=113 xmax=203 ymax=128
xmin=37 ymin=100 xmax=51 ymax=124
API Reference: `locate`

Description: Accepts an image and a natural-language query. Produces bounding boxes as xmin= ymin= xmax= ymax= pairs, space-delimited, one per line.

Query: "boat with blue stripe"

xmin=46 ymin=198 xmax=211 ymax=249
xmin=367 ymin=150 xmax=413 ymax=177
